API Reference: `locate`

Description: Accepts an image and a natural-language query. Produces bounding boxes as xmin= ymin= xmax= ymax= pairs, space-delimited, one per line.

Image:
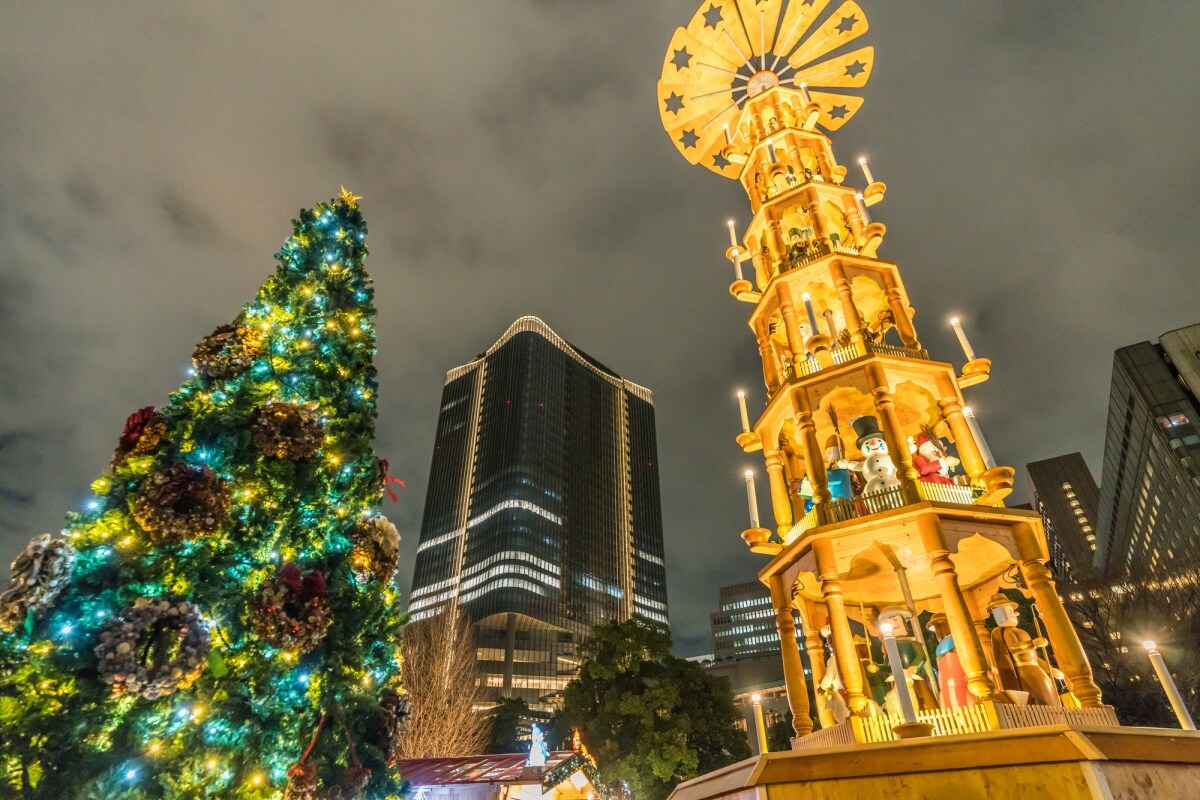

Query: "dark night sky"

xmin=2 ymin=2 xmax=1198 ymax=656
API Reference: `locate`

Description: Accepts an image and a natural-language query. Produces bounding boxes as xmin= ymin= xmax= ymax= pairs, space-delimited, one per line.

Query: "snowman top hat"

xmin=850 ymin=415 xmax=886 ymax=450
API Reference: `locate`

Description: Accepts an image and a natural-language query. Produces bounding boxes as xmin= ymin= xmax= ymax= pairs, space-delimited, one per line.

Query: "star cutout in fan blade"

xmin=845 ymin=60 xmax=866 ymax=77
xmin=703 ymin=4 xmax=724 ymax=28
xmin=836 ymin=15 xmax=858 ymax=33
xmin=665 ymin=93 xmax=685 ymax=115
xmin=713 ymin=153 xmax=732 ymax=169
xmin=830 ymin=105 xmax=848 ymax=119
xmin=671 ymin=47 xmax=693 ymax=70
xmin=680 ymin=129 xmax=700 ymax=149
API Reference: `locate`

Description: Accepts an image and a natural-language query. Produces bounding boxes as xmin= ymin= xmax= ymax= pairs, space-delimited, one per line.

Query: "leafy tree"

xmin=561 ymin=617 xmax=750 ymax=800
xmin=0 ymin=190 xmax=406 ymax=799
xmin=766 ymin=712 xmax=793 ymax=753
xmin=486 ymin=697 xmax=531 ymax=754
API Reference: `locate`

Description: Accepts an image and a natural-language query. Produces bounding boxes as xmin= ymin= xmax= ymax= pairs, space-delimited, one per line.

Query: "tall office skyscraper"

xmin=1026 ymin=454 xmax=1100 ymax=584
xmin=407 ymin=316 xmax=668 ymax=710
xmin=1095 ymin=324 xmax=1200 ymax=583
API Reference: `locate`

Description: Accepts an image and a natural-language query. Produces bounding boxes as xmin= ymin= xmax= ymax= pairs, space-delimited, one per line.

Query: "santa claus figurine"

xmin=912 ymin=432 xmax=959 ymax=485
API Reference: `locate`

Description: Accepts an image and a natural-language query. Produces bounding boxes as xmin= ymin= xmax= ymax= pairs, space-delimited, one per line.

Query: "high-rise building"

xmin=710 ymin=581 xmax=780 ymax=661
xmin=1026 ymin=454 xmax=1100 ymax=584
xmin=407 ymin=316 xmax=668 ymax=711
xmin=1095 ymin=324 xmax=1200 ymax=583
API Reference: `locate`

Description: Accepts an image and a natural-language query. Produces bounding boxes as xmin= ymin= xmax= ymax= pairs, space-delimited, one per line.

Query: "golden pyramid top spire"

xmin=658 ymin=0 xmax=874 ymax=178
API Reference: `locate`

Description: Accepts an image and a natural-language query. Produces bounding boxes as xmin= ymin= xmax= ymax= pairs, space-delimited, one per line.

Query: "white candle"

xmin=1144 ymin=642 xmax=1197 ymax=730
xmin=962 ymin=407 xmax=997 ymax=469
xmin=799 ymin=82 xmax=812 ymax=105
xmin=731 ymin=249 xmax=745 ymax=282
xmin=737 ymin=390 xmax=751 ymax=434
xmin=858 ymin=156 xmax=875 ymax=185
xmin=824 ymin=309 xmax=837 ymax=339
xmin=767 ymin=142 xmax=777 ymax=163
xmin=802 ymin=292 xmax=820 ymax=336
xmin=724 ymin=123 xmax=732 ymax=145
xmin=855 ymin=192 xmax=871 ymax=224
xmin=727 ymin=219 xmax=738 ymax=248
xmin=949 ymin=317 xmax=976 ymax=361
xmin=880 ymin=622 xmax=918 ymax=724
xmin=745 ymin=469 xmax=761 ymax=529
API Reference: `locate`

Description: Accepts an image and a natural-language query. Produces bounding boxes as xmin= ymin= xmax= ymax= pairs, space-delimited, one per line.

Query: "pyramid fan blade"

xmin=774 ymin=0 xmax=833 ymax=61
xmin=809 ymin=90 xmax=865 ymax=131
xmin=794 ymin=46 xmax=875 ymax=90
xmin=788 ymin=1 xmax=870 ymax=71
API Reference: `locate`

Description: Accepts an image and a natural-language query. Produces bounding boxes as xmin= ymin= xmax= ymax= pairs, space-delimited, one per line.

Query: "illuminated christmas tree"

xmin=0 ymin=189 xmax=406 ymax=799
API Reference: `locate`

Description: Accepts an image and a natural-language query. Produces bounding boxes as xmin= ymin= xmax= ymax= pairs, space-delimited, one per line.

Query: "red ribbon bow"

xmin=117 ymin=406 xmax=157 ymax=454
xmin=278 ymin=564 xmax=326 ymax=600
xmin=380 ymin=459 xmax=406 ymax=502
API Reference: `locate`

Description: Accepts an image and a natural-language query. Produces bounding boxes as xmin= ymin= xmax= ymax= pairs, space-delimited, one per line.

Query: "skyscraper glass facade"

xmin=407 ymin=317 xmax=668 ymax=710
xmin=1096 ymin=325 xmax=1200 ymax=583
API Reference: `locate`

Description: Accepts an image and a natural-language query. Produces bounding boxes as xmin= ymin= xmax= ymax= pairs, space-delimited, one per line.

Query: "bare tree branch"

xmin=395 ymin=611 xmax=491 ymax=759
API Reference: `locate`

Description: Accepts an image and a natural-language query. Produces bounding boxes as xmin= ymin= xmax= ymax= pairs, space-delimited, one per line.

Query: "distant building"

xmin=710 ymin=581 xmax=780 ymax=661
xmin=407 ymin=317 xmax=668 ymax=711
xmin=1027 ymin=453 xmax=1100 ymax=584
xmin=1095 ymin=324 xmax=1200 ymax=583
xmin=706 ymin=581 xmax=807 ymax=746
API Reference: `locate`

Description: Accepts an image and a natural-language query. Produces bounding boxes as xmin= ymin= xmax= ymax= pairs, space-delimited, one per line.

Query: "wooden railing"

xmin=790 ymin=702 xmax=1122 ymax=751
xmin=993 ymin=703 xmax=1120 ymax=730
xmin=914 ymin=481 xmax=985 ymax=505
xmin=853 ymin=704 xmax=994 ymax=744
xmin=792 ymin=721 xmax=855 ymax=750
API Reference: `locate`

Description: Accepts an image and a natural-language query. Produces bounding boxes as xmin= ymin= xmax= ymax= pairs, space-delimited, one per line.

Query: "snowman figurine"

xmin=840 ymin=416 xmax=901 ymax=494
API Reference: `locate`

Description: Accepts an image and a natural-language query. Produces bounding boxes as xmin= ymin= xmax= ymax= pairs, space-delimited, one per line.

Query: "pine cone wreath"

xmin=95 ymin=597 xmax=210 ymax=700
xmin=0 ymin=534 xmax=75 ymax=633
xmin=251 ymin=402 xmax=324 ymax=460
xmin=191 ymin=322 xmax=264 ymax=380
xmin=133 ymin=462 xmax=231 ymax=544
xmin=250 ymin=564 xmax=333 ymax=654
xmin=349 ymin=516 xmax=400 ymax=584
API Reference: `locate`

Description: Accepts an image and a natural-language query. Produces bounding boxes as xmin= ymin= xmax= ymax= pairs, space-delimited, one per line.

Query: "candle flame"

xmin=950 ymin=316 xmax=961 ymax=326
xmin=1143 ymin=640 xmax=1157 ymax=650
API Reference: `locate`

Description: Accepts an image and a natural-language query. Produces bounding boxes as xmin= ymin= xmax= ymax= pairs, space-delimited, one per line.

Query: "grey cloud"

xmin=1 ymin=2 xmax=1198 ymax=655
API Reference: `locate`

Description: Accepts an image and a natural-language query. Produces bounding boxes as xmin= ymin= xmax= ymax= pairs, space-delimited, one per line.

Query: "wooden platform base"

xmin=669 ymin=726 xmax=1200 ymax=800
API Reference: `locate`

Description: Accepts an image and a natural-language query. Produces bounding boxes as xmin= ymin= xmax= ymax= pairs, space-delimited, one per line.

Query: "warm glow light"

xmin=751 ymin=693 xmax=762 ymax=703
xmin=1144 ymin=640 xmax=1157 ymax=650
xmin=802 ymin=292 xmax=811 ymax=301
xmin=880 ymin=622 xmax=894 ymax=636
xmin=736 ymin=389 xmax=745 ymax=398
xmin=744 ymin=469 xmax=754 ymax=479
xmin=950 ymin=316 xmax=960 ymax=325
xmin=858 ymin=156 xmax=867 ymax=165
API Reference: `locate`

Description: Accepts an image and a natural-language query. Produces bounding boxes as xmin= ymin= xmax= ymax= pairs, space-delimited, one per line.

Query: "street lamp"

xmin=1143 ymin=641 xmax=1196 ymax=730
xmin=751 ymin=693 xmax=769 ymax=754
